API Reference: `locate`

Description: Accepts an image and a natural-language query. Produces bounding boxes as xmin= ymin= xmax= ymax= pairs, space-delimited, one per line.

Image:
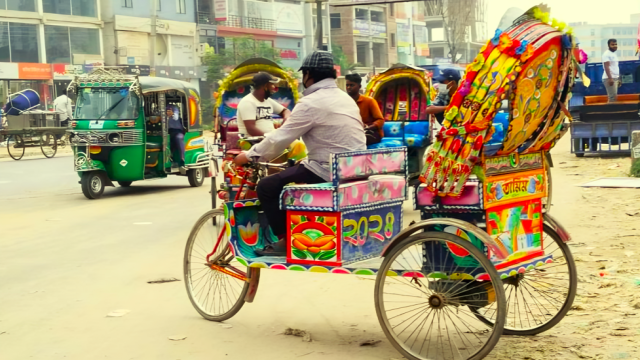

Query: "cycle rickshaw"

xmin=184 ymin=7 xmax=578 ymax=359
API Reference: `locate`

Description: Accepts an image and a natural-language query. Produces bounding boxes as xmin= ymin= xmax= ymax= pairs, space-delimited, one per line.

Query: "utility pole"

xmin=316 ymin=0 xmax=323 ymax=50
xmin=150 ymin=0 xmax=157 ymax=68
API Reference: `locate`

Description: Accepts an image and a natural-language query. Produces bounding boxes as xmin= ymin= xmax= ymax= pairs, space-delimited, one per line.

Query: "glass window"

xmin=70 ymin=28 xmax=100 ymax=55
xmin=355 ymin=8 xmax=369 ymax=20
xmin=7 ymin=0 xmax=36 ymax=11
xmin=43 ymin=0 xmax=71 ymax=15
xmin=177 ymin=0 xmax=186 ymax=14
xmin=157 ymin=0 xmax=161 ymax=11
xmin=590 ymin=29 xmax=595 ymax=36
xmin=9 ymin=23 xmax=39 ymax=62
xmin=330 ymin=13 xmax=341 ymax=29
xmin=71 ymin=0 xmax=96 ymax=17
xmin=371 ymin=10 xmax=384 ymax=22
xmin=75 ymin=88 xmax=140 ymax=120
xmin=45 ymin=25 xmax=71 ymax=63
xmin=0 ymin=23 xmax=9 ymax=62
xmin=122 ymin=0 xmax=133 ymax=8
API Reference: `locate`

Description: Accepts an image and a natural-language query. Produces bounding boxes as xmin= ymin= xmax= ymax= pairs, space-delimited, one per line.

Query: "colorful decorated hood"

xmin=420 ymin=6 xmax=577 ymax=196
xmin=214 ymin=58 xmax=299 ymax=123
xmin=365 ymin=64 xmax=431 ymax=121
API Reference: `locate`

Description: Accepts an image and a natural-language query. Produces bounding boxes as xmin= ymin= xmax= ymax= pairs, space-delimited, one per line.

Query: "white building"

xmin=570 ymin=14 xmax=640 ymax=63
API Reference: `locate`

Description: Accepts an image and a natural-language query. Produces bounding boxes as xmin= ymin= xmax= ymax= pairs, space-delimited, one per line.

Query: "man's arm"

xmin=244 ymin=103 xmax=313 ymax=162
xmin=243 ymin=120 xmax=265 ymax=136
xmin=279 ymin=108 xmax=291 ymax=123
xmin=604 ymin=61 xmax=613 ymax=86
xmin=67 ymin=98 xmax=73 ymax=120
xmin=425 ymin=106 xmax=447 ymax=115
xmin=367 ymin=98 xmax=385 ymax=130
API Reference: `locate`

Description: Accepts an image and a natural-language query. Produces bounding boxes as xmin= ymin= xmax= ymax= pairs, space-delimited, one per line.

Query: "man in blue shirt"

xmin=427 ymin=68 xmax=461 ymax=124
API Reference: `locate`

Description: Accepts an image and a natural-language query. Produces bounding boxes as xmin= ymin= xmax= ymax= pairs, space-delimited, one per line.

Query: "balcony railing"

xmin=198 ymin=13 xmax=276 ymax=32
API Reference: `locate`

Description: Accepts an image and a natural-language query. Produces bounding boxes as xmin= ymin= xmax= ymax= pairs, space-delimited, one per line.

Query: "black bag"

xmin=365 ymin=127 xmax=382 ymax=145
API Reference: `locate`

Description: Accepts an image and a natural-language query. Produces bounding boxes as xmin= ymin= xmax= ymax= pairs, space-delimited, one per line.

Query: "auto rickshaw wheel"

xmin=81 ymin=171 xmax=106 ymax=199
xmin=118 ymin=181 xmax=133 ymax=187
xmin=188 ymin=168 xmax=205 ymax=187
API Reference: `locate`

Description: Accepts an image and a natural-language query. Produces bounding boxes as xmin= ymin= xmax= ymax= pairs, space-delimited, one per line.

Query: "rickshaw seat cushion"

xmin=368 ymin=138 xmax=403 ymax=149
xmin=226 ymin=131 xmax=240 ymax=150
xmin=280 ymin=175 xmax=406 ymax=211
xmin=146 ymin=142 xmax=163 ymax=151
xmin=332 ymin=148 xmax=407 ymax=184
xmin=414 ymin=180 xmax=483 ymax=210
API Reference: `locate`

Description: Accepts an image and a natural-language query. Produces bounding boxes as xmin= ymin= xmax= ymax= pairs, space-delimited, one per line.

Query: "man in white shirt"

xmin=236 ymin=72 xmax=291 ymax=136
xmin=602 ymin=39 xmax=620 ymax=103
xmin=53 ymin=89 xmax=73 ymax=126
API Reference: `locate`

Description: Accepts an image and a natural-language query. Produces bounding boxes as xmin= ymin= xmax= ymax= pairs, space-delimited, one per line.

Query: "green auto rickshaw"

xmin=67 ymin=68 xmax=214 ymax=199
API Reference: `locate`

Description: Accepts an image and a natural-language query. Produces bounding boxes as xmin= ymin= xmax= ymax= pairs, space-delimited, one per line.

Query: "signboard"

xmin=397 ymin=23 xmax=411 ymax=48
xmin=414 ymin=26 xmax=429 ymax=56
xmin=280 ymin=49 xmax=301 ymax=60
xmin=353 ymin=20 xmax=387 ymax=37
xmin=484 ymin=170 xmax=546 ymax=209
xmin=156 ymin=19 xmax=196 ymax=37
xmin=53 ymin=64 xmax=83 ymax=80
xmin=332 ymin=0 xmax=424 ymax=7
xmin=156 ymin=66 xmax=205 ymax=80
xmin=171 ymin=35 xmax=196 ymax=67
xmin=484 ymin=152 xmax=544 ymax=177
xmin=214 ymin=0 xmax=228 ymax=21
xmin=274 ymin=1 xmax=304 ymax=35
xmin=126 ymin=65 xmax=151 ymax=76
xmin=18 ymin=63 xmax=53 ymax=80
xmin=0 ymin=62 xmax=20 ymax=79
xmin=115 ymin=15 xmax=152 ymax=33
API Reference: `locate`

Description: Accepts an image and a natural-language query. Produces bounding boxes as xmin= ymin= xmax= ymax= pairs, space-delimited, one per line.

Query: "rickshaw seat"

xmin=146 ymin=142 xmax=162 ymax=152
xmin=280 ymin=148 xmax=408 ymax=211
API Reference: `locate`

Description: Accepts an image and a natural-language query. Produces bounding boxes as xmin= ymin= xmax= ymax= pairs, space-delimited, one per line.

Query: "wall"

xmin=103 ymin=0 xmax=196 ymax=23
xmin=275 ymin=37 xmax=303 ymax=70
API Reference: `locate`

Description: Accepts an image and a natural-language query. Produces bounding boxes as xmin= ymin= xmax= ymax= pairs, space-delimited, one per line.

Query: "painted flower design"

xmin=491 ymin=29 xmax=503 ymax=45
xmin=468 ymin=55 xmax=485 ymax=72
xmin=520 ymin=44 xmax=535 ymax=62
xmin=238 ymin=222 xmax=259 ymax=246
xmin=389 ymin=124 xmax=401 ymax=135
xmin=444 ymin=106 xmax=459 ymax=121
xmin=497 ymin=33 xmax=513 ymax=51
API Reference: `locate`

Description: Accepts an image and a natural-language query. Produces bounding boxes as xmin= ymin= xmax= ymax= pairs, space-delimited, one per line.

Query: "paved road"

xmin=0 ymin=155 xmax=420 ymax=360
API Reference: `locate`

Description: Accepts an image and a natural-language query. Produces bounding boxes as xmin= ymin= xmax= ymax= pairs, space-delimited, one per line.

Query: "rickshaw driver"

xmin=234 ymin=51 xmax=366 ymax=256
xmin=237 ymin=72 xmax=292 ymax=137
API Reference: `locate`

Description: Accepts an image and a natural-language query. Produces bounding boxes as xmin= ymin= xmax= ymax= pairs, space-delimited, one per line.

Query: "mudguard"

xmin=543 ymin=213 xmax=571 ymax=243
xmin=380 ymin=218 xmax=509 ymax=260
xmin=244 ymin=267 xmax=260 ymax=303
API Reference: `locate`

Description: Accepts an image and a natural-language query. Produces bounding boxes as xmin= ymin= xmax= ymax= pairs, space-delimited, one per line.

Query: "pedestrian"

xmin=53 ymin=89 xmax=73 ymax=127
xmin=345 ymin=73 xmax=384 ymax=145
xmin=602 ymin=39 xmax=620 ymax=103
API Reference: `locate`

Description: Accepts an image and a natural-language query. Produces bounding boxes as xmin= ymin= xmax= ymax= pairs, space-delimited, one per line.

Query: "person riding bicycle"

xmin=234 ymin=51 xmax=366 ymax=256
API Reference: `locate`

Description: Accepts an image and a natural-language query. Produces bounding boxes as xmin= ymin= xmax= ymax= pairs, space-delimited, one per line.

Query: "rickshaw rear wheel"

xmin=375 ymin=232 xmax=506 ymax=360
xmin=118 ymin=181 xmax=133 ymax=187
xmin=40 ymin=132 xmax=57 ymax=158
xmin=470 ymin=224 xmax=577 ymax=336
xmin=81 ymin=171 xmax=106 ymax=199
xmin=184 ymin=209 xmax=251 ymax=322
xmin=188 ymin=168 xmax=205 ymax=187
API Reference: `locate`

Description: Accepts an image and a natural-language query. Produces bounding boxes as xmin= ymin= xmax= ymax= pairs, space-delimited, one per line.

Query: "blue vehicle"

xmin=570 ymin=60 xmax=640 ymax=157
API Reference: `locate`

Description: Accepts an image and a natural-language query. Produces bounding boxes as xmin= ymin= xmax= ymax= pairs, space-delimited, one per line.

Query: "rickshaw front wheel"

xmin=81 ymin=171 xmax=106 ymax=199
xmin=374 ymin=232 xmax=506 ymax=360
xmin=184 ymin=209 xmax=252 ymax=321
xmin=188 ymin=168 xmax=205 ymax=187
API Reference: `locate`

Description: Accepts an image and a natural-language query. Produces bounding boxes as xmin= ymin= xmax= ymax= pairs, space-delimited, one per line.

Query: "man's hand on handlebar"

xmin=233 ymin=153 xmax=250 ymax=166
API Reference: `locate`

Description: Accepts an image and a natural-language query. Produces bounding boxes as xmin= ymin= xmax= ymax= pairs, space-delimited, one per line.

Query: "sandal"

xmin=254 ymin=240 xmax=287 ymax=256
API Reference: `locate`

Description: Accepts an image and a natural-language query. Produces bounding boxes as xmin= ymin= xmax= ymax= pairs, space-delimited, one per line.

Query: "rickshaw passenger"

xmin=236 ymin=72 xmax=292 ymax=136
xmin=234 ymin=51 xmax=366 ymax=256
xmin=167 ymin=105 xmax=186 ymax=174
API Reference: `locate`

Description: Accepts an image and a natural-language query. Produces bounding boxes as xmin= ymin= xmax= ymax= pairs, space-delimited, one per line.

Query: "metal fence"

xmin=214 ymin=15 xmax=276 ymax=32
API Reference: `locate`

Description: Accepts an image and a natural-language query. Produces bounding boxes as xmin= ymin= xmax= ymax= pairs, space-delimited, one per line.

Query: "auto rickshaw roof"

xmin=382 ymin=63 xmax=426 ymax=74
xmin=139 ymin=77 xmax=198 ymax=95
xmin=234 ymin=58 xmax=283 ymax=71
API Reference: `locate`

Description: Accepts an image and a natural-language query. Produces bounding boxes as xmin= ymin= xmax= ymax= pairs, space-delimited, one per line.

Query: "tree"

xmin=203 ymin=37 xmax=283 ymax=84
xmin=332 ymin=44 xmax=360 ymax=74
xmin=425 ymin=0 xmax=477 ymax=63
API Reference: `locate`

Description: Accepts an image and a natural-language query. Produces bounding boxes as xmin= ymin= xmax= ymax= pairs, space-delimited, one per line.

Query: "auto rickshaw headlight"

xmin=117 ymin=121 xmax=135 ymax=127
xmin=70 ymin=121 xmax=77 ymax=128
xmin=108 ymin=133 xmax=121 ymax=144
xmin=89 ymin=146 xmax=101 ymax=154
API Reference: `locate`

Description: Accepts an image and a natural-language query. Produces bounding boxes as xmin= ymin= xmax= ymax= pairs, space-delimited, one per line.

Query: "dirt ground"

xmin=485 ymin=136 xmax=640 ymax=360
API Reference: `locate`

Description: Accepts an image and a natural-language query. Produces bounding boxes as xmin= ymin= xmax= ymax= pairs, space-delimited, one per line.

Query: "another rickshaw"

xmin=68 ymin=68 xmax=214 ymax=199
xmin=213 ymin=58 xmax=305 ymax=203
xmin=364 ymin=64 xmax=432 ymax=180
xmin=184 ymin=7 xmax=578 ymax=359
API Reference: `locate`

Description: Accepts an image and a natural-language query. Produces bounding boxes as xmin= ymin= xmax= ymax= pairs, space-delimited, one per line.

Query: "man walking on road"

xmin=53 ymin=89 xmax=73 ymax=126
xmin=602 ymin=39 xmax=620 ymax=103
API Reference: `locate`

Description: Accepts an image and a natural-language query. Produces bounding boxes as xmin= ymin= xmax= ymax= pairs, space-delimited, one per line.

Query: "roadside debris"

xmin=106 ymin=309 xmax=130 ymax=317
xmin=168 ymin=335 xmax=187 ymax=341
xmin=283 ymin=328 xmax=312 ymax=342
xmin=147 ymin=278 xmax=180 ymax=284
xmin=360 ymin=339 xmax=382 ymax=346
